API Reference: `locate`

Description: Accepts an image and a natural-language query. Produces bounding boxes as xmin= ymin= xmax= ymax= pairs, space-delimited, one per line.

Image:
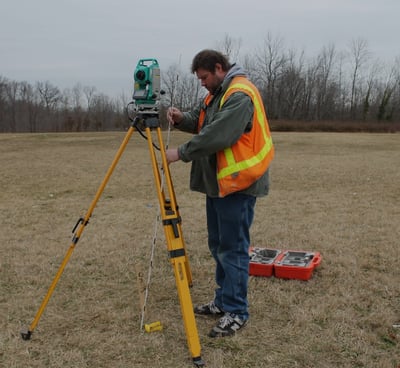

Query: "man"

xmin=166 ymin=49 xmax=274 ymax=337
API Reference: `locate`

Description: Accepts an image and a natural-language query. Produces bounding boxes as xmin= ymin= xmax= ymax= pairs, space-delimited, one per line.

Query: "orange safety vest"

xmin=198 ymin=76 xmax=274 ymax=197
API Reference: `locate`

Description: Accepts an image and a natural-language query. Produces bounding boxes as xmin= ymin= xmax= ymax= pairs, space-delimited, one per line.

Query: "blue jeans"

xmin=206 ymin=193 xmax=256 ymax=321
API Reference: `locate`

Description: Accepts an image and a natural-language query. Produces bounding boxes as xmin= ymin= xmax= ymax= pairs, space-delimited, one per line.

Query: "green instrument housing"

xmin=133 ymin=58 xmax=161 ymax=108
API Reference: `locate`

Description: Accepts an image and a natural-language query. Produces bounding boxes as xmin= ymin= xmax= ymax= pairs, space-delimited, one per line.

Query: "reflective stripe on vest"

xmin=217 ymin=78 xmax=273 ymax=181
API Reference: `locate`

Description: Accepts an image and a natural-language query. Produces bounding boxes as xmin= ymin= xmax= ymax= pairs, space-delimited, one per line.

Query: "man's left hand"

xmin=166 ymin=148 xmax=180 ymax=164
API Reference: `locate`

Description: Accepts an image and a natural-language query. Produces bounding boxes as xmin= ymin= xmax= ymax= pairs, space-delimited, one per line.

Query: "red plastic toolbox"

xmin=273 ymin=250 xmax=322 ymax=281
xmin=249 ymin=247 xmax=282 ymax=277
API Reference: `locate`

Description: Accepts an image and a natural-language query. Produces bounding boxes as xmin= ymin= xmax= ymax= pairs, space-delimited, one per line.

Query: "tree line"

xmin=0 ymin=79 xmax=128 ymax=133
xmin=1 ymin=35 xmax=399 ymax=133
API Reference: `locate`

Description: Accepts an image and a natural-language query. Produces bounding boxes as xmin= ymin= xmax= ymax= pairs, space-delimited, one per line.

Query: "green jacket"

xmin=176 ymin=64 xmax=270 ymax=198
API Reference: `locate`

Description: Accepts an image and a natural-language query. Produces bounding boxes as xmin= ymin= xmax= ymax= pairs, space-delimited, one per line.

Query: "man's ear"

xmin=215 ymin=63 xmax=223 ymax=73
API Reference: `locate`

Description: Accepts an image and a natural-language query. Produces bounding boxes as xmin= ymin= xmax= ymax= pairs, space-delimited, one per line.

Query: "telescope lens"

xmin=136 ymin=70 xmax=146 ymax=81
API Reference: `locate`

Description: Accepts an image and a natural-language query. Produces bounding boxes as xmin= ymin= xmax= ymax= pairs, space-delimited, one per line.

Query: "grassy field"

xmin=0 ymin=131 xmax=399 ymax=368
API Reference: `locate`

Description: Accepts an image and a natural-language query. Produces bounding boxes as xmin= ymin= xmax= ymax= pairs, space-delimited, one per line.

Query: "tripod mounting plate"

xmin=133 ymin=111 xmax=160 ymax=130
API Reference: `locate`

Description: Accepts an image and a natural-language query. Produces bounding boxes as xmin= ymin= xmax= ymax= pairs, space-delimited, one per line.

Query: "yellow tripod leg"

xmin=147 ymin=127 xmax=193 ymax=286
xmin=145 ymin=127 xmax=204 ymax=366
xmin=21 ymin=126 xmax=136 ymax=340
xmin=156 ymin=127 xmax=193 ymax=287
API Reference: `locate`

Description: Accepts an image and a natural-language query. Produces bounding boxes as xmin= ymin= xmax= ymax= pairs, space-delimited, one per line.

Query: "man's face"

xmin=195 ymin=64 xmax=225 ymax=94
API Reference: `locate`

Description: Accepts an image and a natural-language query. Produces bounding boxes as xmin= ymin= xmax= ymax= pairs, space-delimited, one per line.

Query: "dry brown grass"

xmin=1 ymin=131 xmax=399 ymax=368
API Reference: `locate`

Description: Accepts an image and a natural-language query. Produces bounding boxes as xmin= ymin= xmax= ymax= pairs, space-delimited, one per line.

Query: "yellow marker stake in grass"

xmin=145 ymin=321 xmax=163 ymax=333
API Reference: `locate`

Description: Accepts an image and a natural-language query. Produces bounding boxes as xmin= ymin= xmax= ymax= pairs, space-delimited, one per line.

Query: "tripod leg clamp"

xmin=162 ymin=217 xmax=181 ymax=238
xmin=169 ymin=248 xmax=185 ymax=259
xmin=71 ymin=217 xmax=90 ymax=244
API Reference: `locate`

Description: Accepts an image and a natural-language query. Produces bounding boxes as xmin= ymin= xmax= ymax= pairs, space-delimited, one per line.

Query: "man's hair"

xmin=191 ymin=49 xmax=231 ymax=73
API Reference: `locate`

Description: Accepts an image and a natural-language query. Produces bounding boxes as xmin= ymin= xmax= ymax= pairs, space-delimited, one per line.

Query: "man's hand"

xmin=166 ymin=148 xmax=180 ymax=164
xmin=167 ymin=107 xmax=183 ymax=125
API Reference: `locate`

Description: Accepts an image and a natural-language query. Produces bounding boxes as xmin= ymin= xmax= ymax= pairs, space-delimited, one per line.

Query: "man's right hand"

xmin=167 ymin=107 xmax=183 ymax=125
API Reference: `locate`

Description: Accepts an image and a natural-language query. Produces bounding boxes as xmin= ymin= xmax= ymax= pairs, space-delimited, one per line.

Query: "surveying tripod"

xmin=20 ymin=112 xmax=205 ymax=367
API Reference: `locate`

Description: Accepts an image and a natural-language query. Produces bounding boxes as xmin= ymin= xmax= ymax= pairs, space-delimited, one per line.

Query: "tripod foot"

xmin=20 ymin=327 xmax=32 ymax=340
xmin=193 ymin=356 xmax=205 ymax=367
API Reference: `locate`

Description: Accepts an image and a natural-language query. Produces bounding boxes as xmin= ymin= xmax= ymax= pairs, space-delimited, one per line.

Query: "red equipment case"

xmin=249 ymin=247 xmax=322 ymax=281
xmin=273 ymin=250 xmax=322 ymax=281
xmin=249 ymin=247 xmax=281 ymax=277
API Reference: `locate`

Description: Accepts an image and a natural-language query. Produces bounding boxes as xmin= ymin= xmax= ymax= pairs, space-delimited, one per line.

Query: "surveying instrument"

xmin=20 ymin=58 xmax=205 ymax=367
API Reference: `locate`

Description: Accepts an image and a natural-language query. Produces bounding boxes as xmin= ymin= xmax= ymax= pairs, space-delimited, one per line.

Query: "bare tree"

xmin=4 ymin=80 xmax=19 ymax=132
xmin=162 ymin=63 xmax=181 ymax=108
xmin=334 ymin=51 xmax=348 ymax=120
xmin=314 ymin=44 xmax=336 ymax=119
xmin=348 ymin=38 xmax=370 ymax=119
xmin=162 ymin=64 xmax=204 ymax=113
xmin=376 ymin=61 xmax=397 ymax=121
xmin=240 ymin=54 xmax=257 ymax=81
xmin=178 ymin=73 xmax=204 ymax=111
xmin=254 ymin=33 xmax=286 ymax=118
xmin=36 ymin=81 xmax=61 ymax=111
xmin=280 ymin=49 xmax=306 ymax=119
xmin=90 ymin=93 xmax=115 ymax=130
xmin=360 ymin=59 xmax=382 ymax=121
xmin=19 ymin=81 xmax=41 ymax=132
xmin=71 ymin=83 xmax=84 ymax=110
xmin=302 ymin=58 xmax=319 ymax=120
xmin=0 ymin=76 xmax=8 ymax=131
xmin=83 ymin=85 xmax=97 ymax=110
xmin=215 ymin=34 xmax=242 ymax=62
xmin=390 ymin=57 xmax=400 ymax=121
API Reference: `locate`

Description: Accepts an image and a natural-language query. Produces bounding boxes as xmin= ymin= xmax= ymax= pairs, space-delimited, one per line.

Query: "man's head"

xmin=191 ymin=49 xmax=231 ymax=94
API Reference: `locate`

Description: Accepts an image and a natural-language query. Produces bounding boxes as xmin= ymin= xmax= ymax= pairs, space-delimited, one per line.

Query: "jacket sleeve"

xmin=178 ymin=92 xmax=253 ymax=162
xmin=173 ymin=105 xmax=201 ymax=134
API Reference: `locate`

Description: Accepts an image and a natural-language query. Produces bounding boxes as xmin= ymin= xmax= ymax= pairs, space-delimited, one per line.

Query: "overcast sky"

xmin=1 ymin=0 xmax=399 ymax=98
